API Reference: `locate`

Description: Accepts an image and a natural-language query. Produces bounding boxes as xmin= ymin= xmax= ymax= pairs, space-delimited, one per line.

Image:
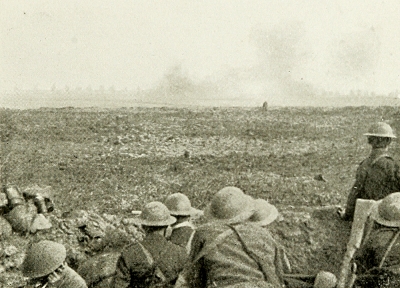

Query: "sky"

xmin=1 ymin=0 xmax=400 ymax=105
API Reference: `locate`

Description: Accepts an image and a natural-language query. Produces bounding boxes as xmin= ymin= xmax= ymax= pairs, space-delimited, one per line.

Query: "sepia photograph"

xmin=1 ymin=1 xmax=400 ymax=287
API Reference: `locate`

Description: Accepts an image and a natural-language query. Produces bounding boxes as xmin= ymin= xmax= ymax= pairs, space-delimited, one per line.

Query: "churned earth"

xmin=1 ymin=202 xmax=350 ymax=287
xmin=1 ymin=106 xmax=399 ymax=286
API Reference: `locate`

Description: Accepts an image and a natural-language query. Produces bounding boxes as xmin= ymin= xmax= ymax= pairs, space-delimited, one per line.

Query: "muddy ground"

xmin=1 ymin=106 xmax=398 ymax=286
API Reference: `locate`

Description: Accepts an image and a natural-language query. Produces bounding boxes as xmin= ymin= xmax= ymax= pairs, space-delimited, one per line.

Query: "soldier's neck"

xmin=370 ymin=147 xmax=389 ymax=157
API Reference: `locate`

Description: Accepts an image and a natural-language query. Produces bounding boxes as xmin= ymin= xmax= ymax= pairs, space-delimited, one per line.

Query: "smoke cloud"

xmin=329 ymin=27 xmax=381 ymax=89
xmin=249 ymin=21 xmax=316 ymax=105
xmin=139 ymin=22 xmax=385 ymax=106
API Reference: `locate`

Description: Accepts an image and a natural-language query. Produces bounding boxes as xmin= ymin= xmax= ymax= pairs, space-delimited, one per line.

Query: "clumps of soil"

xmin=1 ymin=205 xmax=352 ymax=286
xmin=270 ymin=205 xmax=352 ymax=275
xmin=0 ymin=208 xmax=144 ymax=287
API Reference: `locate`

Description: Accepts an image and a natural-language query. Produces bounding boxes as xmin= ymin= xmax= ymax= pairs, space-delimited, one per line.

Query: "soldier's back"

xmin=363 ymin=155 xmax=400 ymax=200
xmin=169 ymin=225 xmax=195 ymax=252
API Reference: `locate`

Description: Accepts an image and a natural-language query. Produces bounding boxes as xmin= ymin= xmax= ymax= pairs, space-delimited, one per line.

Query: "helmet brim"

xmin=363 ymin=133 xmax=396 ymax=138
xmin=140 ymin=215 xmax=177 ymax=227
xmin=203 ymin=200 xmax=255 ymax=225
xmin=170 ymin=207 xmax=204 ymax=217
xmin=22 ymin=242 xmax=66 ymax=278
xmin=250 ymin=201 xmax=279 ymax=226
xmin=370 ymin=200 xmax=400 ymax=227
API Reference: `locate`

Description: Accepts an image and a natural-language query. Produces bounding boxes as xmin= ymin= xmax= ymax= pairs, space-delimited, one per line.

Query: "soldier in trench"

xmin=353 ymin=192 xmax=400 ymax=287
xmin=164 ymin=193 xmax=203 ymax=255
xmin=340 ymin=122 xmax=400 ymax=221
xmin=21 ymin=240 xmax=88 ymax=288
xmin=111 ymin=201 xmax=188 ymax=288
xmin=180 ymin=186 xmax=337 ymax=288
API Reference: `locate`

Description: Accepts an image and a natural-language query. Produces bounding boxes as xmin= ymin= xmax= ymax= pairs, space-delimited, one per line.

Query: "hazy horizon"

xmin=1 ymin=89 xmax=400 ymax=109
xmin=1 ymin=1 xmax=400 ymax=108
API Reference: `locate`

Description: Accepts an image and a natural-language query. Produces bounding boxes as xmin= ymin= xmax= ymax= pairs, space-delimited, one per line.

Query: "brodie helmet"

xmin=22 ymin=240 xmax=66 ymax=278
xmin=164 ymin=193 xmax=203 ymax=217
xmin=364 ymin=122 xmax=396 ymax=138
xmin=139 ymin=201 xmax=176 ymax=226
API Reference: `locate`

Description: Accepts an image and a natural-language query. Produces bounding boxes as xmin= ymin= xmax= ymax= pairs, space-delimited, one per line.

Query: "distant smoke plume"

xmin=139 ymin=65 xmax=219 ymax=105
xmin=139 ymin=23 xmax=383 ymax=106
xmin=249 ymin=21 xmax=317 ymax=104
xmin=330 ymin=27 xmax=381 ymax=88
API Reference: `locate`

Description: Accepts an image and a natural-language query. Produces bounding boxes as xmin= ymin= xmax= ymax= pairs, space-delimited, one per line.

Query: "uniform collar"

xmin=172 ymin=221 xmax=195 ymax=230
xmin=144 ymin=231 xmax=168 ymax=243
xmin=370 ymin=147 xmax=389 ymax=159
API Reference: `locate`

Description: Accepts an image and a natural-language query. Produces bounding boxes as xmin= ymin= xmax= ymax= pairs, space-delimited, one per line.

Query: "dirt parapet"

xmin=270 ymin=205 xmax=351 ymax=275
xmin=1 ymin=205 xmax=351 ymax=286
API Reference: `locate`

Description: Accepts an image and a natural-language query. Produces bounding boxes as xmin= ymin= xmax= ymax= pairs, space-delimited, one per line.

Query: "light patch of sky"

xmin=0 ymin=0 xmax=399 ymax=94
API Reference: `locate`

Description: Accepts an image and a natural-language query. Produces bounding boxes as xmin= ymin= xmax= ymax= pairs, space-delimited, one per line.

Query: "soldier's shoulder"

xmin=174 ymin=225 xmax=195 ymax=233
xmin=196 ymin=222 xmax=218 ymax=233
xmin=164 ymin=240 xmax=188 ymax=259
xmin=358 ymin=157 xmax=369 ymax=166
xmin=171 ymin=226 xmax=194 ymax=240
xmin=63 ymin=266 xmax=88 ymax=288
xmin=372 ymin=155 xmax=396 ymax=167
xmin=377 ymin=155 xmax=394 ymax=161
xmin=121 ymin=242 xmax=143 ymax=258
xmin=238 ymin=222 xmax=275 ymax=238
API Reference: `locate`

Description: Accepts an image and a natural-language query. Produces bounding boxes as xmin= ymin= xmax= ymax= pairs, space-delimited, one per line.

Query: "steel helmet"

xmin=371 ymin=192 xmax=400 ymax=227
xmin=164 ymin=193 xmax=203 ymax=216
xmin=204 ymin=187 xmax=255 ymax=224
xmin=22 ymin=240 xmax=66 ymax=278
xmin=363 ymin=122 xmax=396 ymax=138
xmin=314 ymin=271 xmax=337 ymax=288
xmin=139 ymin=201 xmax=176 ymax=226
xmin=249 ymin=199 xmax=279 ymax=226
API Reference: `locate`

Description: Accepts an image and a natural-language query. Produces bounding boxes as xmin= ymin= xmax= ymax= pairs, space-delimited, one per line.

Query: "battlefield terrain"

xmin=1 ymin=105 xmax=400 ymax=286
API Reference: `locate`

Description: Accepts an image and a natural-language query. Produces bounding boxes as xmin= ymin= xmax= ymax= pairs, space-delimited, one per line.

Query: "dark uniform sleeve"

xmin=111 ymin=247 xmax=152 ymax=288
xmin=395 ymin=161 xmax=400 ymax=190
xmin=344 ymin=161 xmax=368 ymax=221
xmin=380 ymin=157 xmax=400 ymax=195
xmin=185 ymin=230 xmax=207 ymax=288
xmin=56 ymin=266 xmax=88 ymax=288
xmin=111 ymin=253 xmax=131 ymax=288
xmin=354 ymin=236 xmax=376 ymax=274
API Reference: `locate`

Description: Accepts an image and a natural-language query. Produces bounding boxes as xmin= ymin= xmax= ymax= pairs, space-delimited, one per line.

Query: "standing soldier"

xmin=262 ymin=101 xmax=268 ymax=112
xmin=164 ymin=193 xmax=203 ymax=254
xmin=111 ymin=201 xmax=188 ymax=288
xmin=340 ymin=122 xmax=400 ymax=221
xmin=21 ymin=240 xmax=87 ymax=288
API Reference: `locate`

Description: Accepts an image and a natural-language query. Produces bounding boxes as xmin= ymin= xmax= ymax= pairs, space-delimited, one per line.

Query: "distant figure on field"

xmin=262 ymin=101 xmax=268 ymax=112
xmin=22 ymin=240 xmax=87 ymax=288
xmin=354 ymin=192 xmax=400 ymax=287
xmin=340 ymin=122 xmax=400 ymax=221
xmin=111 ymin=201 xmax=187 ymax=288
xmin=164 ymin=193 xmax=203 ymax=254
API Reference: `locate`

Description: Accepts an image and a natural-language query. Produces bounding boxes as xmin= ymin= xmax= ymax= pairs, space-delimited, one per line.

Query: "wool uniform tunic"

xmin=344 ymin=148 xmax=400 ymax=221
xmin=356 ymin=227 xmax=400 ymax=271
xmin=186 ymin=222 xmax=287 ymax=288
xmin=355 ymin=226 xmax=400 ymax=287
xmin=111 ymin=233 xmax=188 ymax=288
xmin=169 ymin=221 xmax=196 ymax=254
